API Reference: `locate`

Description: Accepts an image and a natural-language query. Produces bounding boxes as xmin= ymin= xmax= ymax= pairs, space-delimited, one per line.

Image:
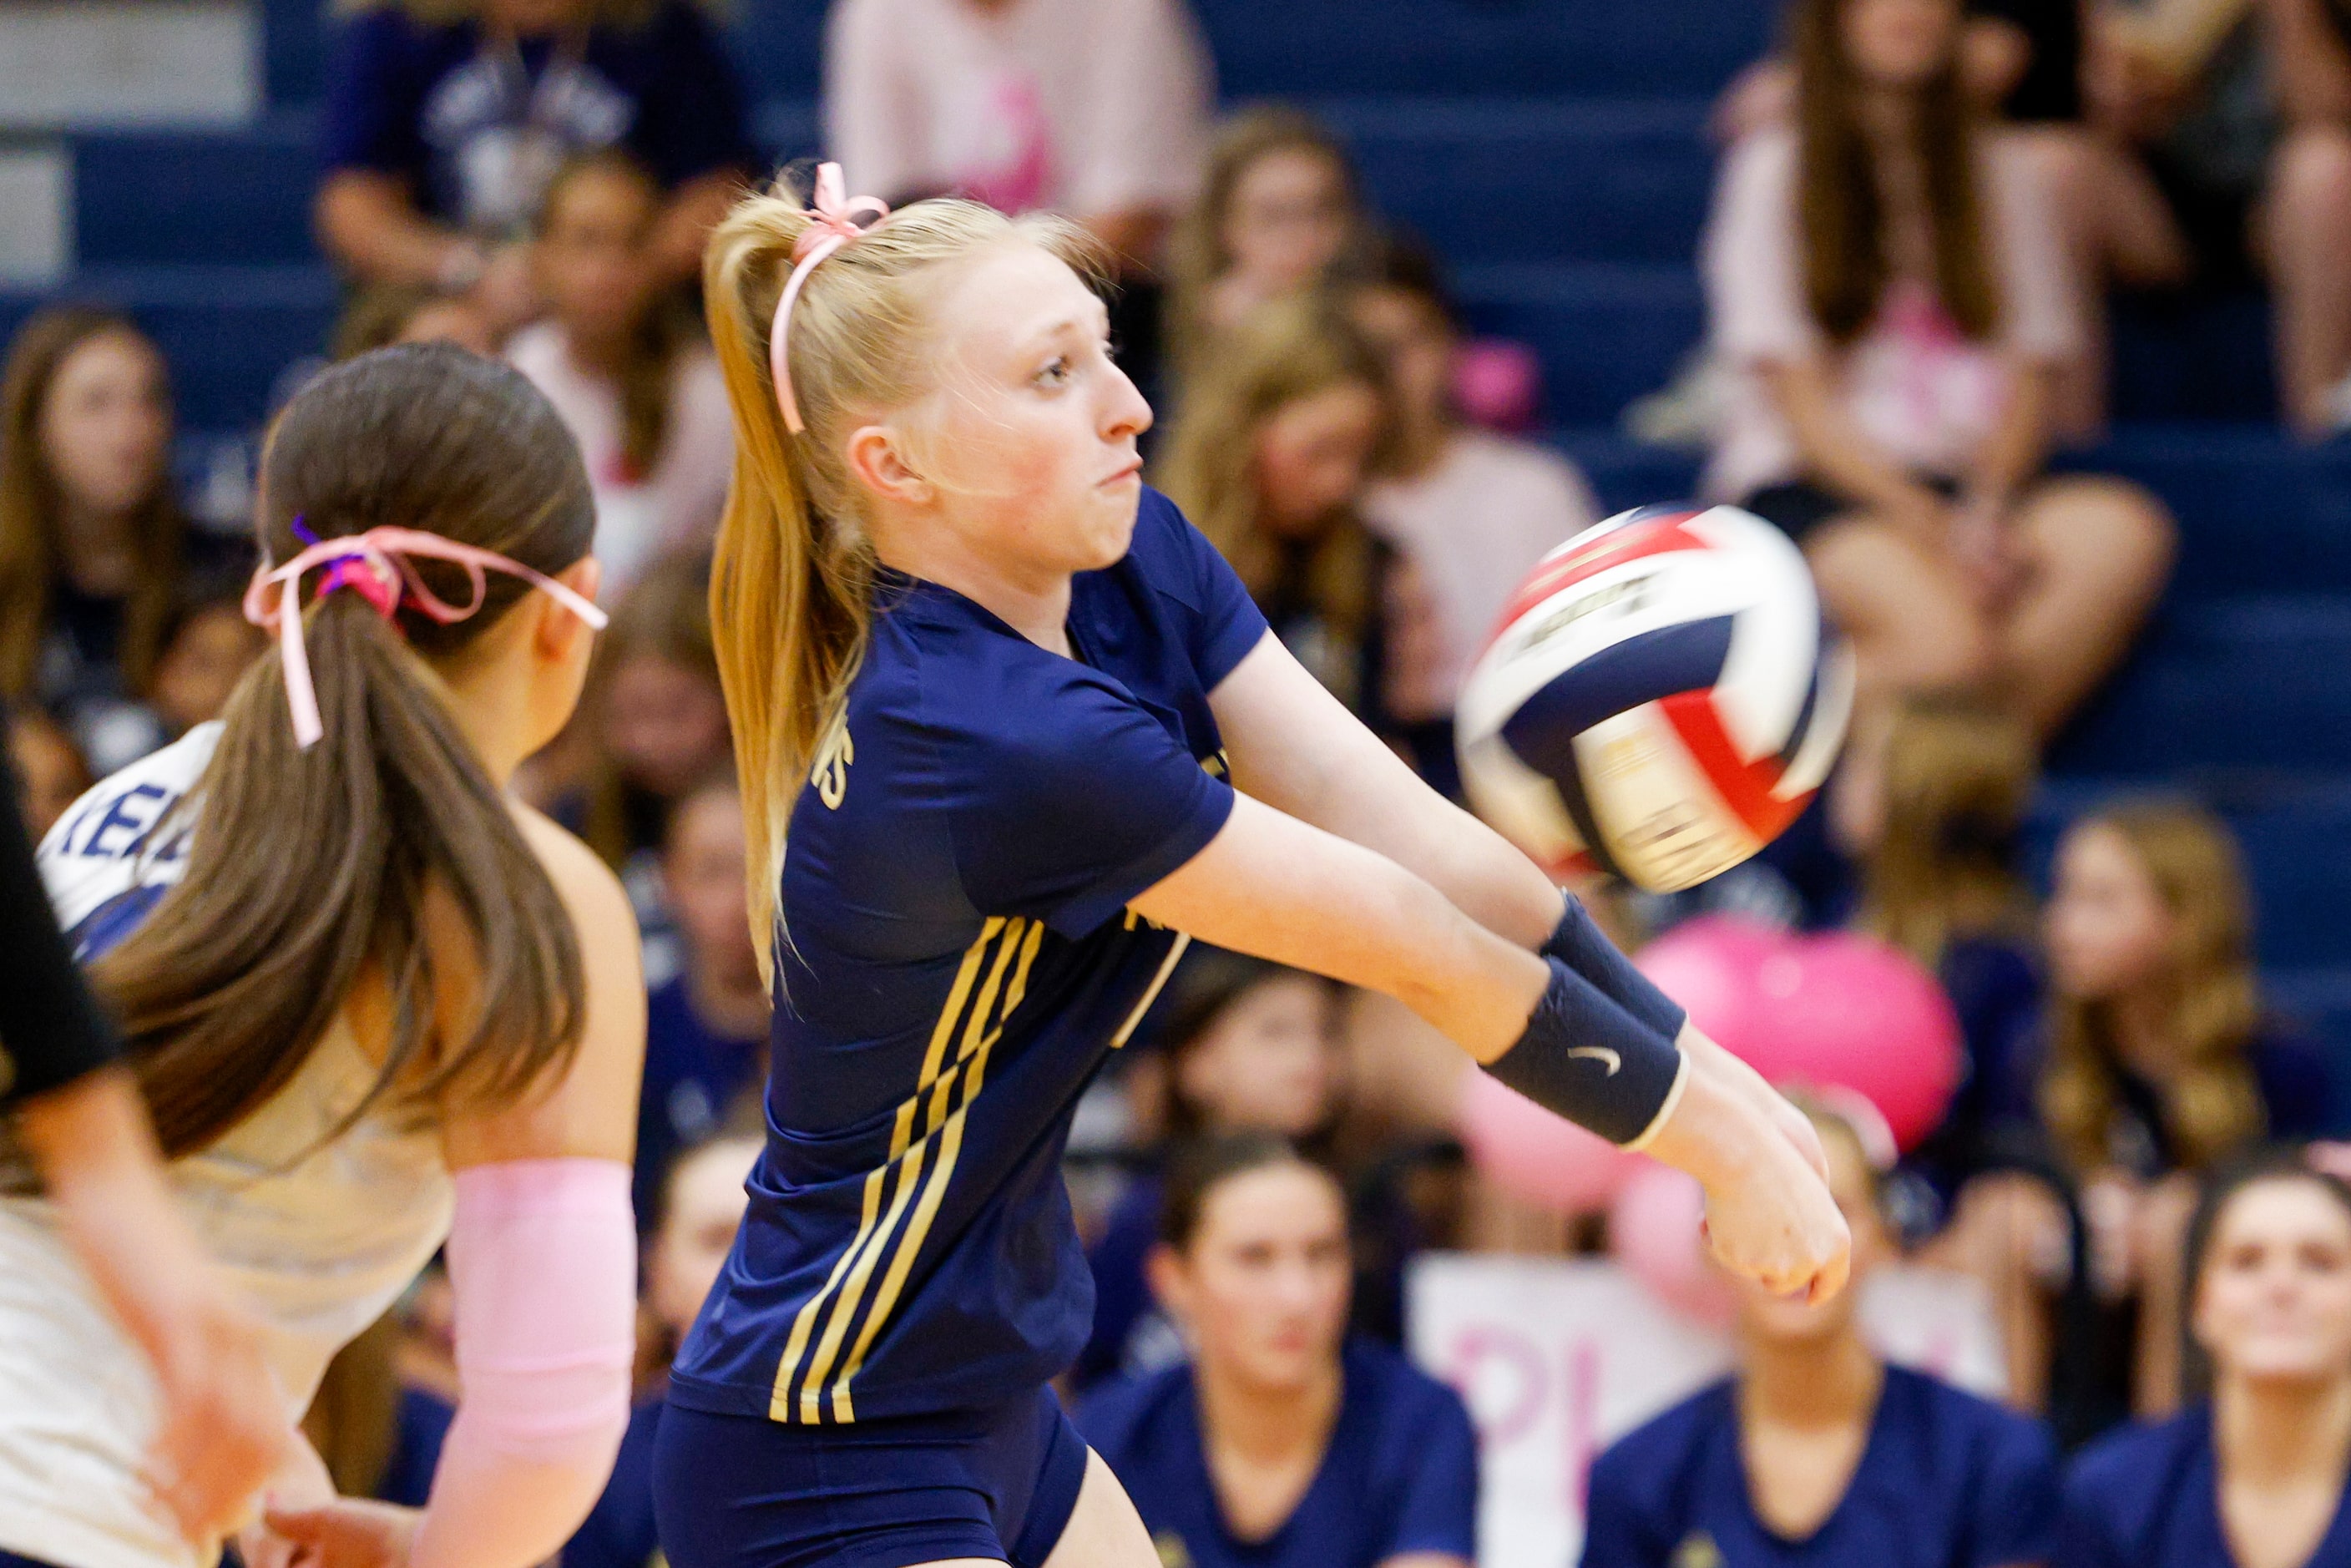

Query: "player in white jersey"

xmin=1 ymin=342 xmax=645 ymax=1568
xmin=0 ymin=739 xmax=282 ymax=1546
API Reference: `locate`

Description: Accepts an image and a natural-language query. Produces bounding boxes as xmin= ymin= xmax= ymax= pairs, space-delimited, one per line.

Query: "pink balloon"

xmin=1740 ymin=930 xmax=1964 ymax=1151
xmin=1456 ymin=1070 xmax=1638 ymax=1214
xmin=1607 ymin=1163 xmax=1733 ymax=1327
xmin=1633 ymin=916 xmax=1779 ymax=1050
xmin=1636 ymin=918 xmax=1964 ymax=1153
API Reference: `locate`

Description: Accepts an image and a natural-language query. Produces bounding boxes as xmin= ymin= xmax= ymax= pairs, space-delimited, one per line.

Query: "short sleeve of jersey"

xmin=1131 ymin=489 xmax=1269 ymax=692
xmin=1386 ymin=1377 xmax=1479 ymax=1560
xmin=935 ymin=662 xmax=1233 ymax=938
xmin=1968 ymin=1410 xmax=2062 ymax=1568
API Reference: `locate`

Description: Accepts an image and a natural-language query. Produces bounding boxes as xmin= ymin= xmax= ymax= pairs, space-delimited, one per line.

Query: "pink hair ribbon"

xmin=768 ymin=162 xmax=892 ymax=434
xmin=242 ymin=525 xmax=609 ymax=750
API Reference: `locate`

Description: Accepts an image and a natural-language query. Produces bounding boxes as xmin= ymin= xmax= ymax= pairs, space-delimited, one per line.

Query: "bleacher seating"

xmin=8 ymin=0 xmax=2349 ymax=1075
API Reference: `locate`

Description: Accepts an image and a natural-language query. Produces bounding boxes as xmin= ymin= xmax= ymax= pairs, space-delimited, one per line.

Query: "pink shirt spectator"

xmin=506 ymin=322 xmax=733 ymax=592
xmin=1700 ymin=127 xmax=2082 ymax=503
xmin=824 ymin=0 xmax=1213 ymax=219
xmin=1363 ymin=431 xmax=1600 ymax=717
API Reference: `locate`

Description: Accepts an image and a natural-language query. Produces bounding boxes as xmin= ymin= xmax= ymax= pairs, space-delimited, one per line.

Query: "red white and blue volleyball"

xmin=1455 ymin=504 xmax=1854 ymax=893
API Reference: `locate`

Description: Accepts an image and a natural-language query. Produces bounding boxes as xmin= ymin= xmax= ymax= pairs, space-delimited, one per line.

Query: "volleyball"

xmin=1455 ymin=504 xmax=1854 ymax=893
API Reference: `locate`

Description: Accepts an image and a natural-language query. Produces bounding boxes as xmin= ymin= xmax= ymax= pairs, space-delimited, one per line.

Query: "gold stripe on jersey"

xmin=828 ymin=916 xmax=1046 ymax=1421
xmin=803 ymin=918 xmax=1031 ymax=1419
xmin=766 ymin=917 xmax=1009 ymax=1422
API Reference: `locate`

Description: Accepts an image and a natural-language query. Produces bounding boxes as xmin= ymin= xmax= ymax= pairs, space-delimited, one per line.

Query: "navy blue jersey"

xmin=1076 ymin=1338 xmax=1479 ymax=1568
xmin=2059 ymin=1406 xmax=2351 ymax=1568
xmin=670 ymin=491 xmax=1267 ymax=1426
xmin=1582 ymin=1367 xmax=2060 ymax=1568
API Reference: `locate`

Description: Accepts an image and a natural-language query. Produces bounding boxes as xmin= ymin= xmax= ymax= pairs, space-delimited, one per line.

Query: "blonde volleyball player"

xmin=650 ymin=166 xmax=1850 ymax=1568
xmin=0 ymin=343 xmax=644 ymax=1568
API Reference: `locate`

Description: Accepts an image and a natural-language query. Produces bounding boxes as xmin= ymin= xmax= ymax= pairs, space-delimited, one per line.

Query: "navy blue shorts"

xmin=652 ymin=1387 xmax=1091 ymax=1568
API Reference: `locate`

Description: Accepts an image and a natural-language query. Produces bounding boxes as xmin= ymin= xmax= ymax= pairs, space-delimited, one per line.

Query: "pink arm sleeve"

xmin=407 ymin=1159 xmax=637 ymax=1568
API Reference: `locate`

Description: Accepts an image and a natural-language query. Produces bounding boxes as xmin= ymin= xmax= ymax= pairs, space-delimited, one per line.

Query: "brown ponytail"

xmin=1790 ymin=0 xmax=2000 ymax=344
xmin=91 ymin=343 xmax=599 ymax=1157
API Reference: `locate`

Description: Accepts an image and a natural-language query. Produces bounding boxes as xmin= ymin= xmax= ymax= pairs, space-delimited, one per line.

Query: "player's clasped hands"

xmin=1647 ymin=1031 xmax=1853 ymax=1304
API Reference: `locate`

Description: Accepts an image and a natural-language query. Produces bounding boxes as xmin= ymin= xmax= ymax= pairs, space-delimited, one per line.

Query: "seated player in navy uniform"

xmin=2060 ymin=1152 xmax=2351 ymax=1568
xmin=1583 ymin=1098 xmax=2060 ymax=1568
xmin=1077 ymin=1132 xmax=1477 ymax=1568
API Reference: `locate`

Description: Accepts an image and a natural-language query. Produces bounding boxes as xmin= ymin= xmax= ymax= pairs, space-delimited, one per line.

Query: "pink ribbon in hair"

xmin=241 ymin=524 xmax=609 ymax=750
xmin=768 ymin=162 xmax=892 ymax=434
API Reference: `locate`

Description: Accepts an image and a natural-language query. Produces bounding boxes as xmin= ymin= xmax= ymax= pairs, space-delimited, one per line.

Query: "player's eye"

xmin=1034 ymin=357 xmax=1072 ymax=388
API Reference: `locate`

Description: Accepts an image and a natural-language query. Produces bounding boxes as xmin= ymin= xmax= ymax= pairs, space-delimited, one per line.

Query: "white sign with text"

xmin=1407 ymin=1256 xmax=2007 ymax=1568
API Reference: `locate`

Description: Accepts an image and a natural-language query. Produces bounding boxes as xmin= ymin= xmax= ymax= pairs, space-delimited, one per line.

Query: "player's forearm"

xmin=1130 ymin=797 xmax=1550 ymax=1055
xmin=25 ymin=1070 xmax=220 ymax=1367
xmin=1215 ymin=640 xmax=1561 ymax=946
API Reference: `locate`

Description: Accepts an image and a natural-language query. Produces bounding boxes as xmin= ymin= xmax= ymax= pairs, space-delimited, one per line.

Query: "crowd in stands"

xmin=8 ymin=0 xmax=2351 ymax=1563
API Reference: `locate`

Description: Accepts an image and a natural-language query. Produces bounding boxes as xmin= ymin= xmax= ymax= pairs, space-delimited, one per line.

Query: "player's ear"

xmin=842 ymin=423 xmax=933 ymax=508
xmin=533 ymin=555 xmax=603 ymax=662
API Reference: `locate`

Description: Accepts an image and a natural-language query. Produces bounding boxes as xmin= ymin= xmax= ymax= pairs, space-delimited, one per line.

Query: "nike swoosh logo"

xmin=1567 ymin=1046 xmax=1622 ymax=1076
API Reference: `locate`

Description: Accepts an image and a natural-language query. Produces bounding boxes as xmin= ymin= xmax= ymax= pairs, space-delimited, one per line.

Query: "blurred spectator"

xmin=0 ymin=307 xmax=235 ymax=776
xmin=1702 ymin=0 xmax=2175 ymax=743
xmin=1349 ymin=244 xmax=1603 ymax=792
xmin=316 ymin=0 xmax=753 ymax=334
xmin=1969 ymin=2 xmax=2190 ymax=434
xmin=1165 ymin=109 xmax=1369 ymax=393
xmin=567 ymin=549 xmax=731 ymax=892
xmin=1583 ymin=1099 xmax=2061 ymax=1568
xmin=1949 ymin=802 xmax=2331 ymax=1420
xmin=332 ymin=282 xmax=499 ymax=360
xmin=2262 ymin=0 xmax=2351 ymax=435
xmin=2087 ymin=0 xmax=2275 ymax=295
xmin=1077 ymin=1133 xmax=1479 ymax=1568
xmin=631 ymin=774 xmax=768 ymax=1227
xmin=2059 ymin=1154 xmax=2351 ymax=1568
xmin=1156 ymin=296 xmax=1393 ymax=716
xmin=1079 ymin=953 xmax=1346 ymax=1388
xmin=147 ymin=586 xmax=268 ymax=740
xmin=6 ymin=708 xmax=92 ymax=842
xmin=823 ymin=0 xmax=1211 ymax=397
xmin=508 ymin=152 xmax=731 ymax=594
xmin=1715 ymin=2 xmax=2189 ymax=436
xmin=2042 ymin=803 xmax=2332 ymax=1414
xmin=1848 ymin=695 xmax=2044 ymax=1231
xmin=824 ymin=0 xmax=1211 ymax=265
xmin=568 ymin=1130 xmax=762 ymax=1568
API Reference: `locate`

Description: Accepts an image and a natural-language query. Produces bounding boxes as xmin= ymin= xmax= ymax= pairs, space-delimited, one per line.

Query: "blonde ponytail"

xmin=700 ymin=175 xmax=1104 ymax=976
